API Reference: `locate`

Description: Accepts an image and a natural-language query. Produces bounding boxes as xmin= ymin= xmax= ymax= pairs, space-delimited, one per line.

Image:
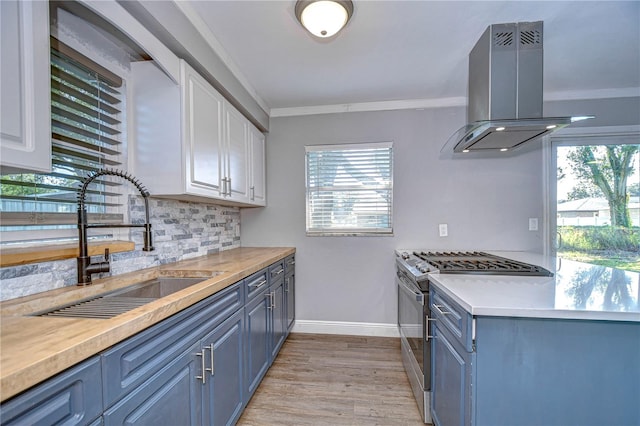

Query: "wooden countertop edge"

xmin=0 ymin=240 xmax=135 ymax=267
xmin=0 ymin=246 xmax=295 ymax=402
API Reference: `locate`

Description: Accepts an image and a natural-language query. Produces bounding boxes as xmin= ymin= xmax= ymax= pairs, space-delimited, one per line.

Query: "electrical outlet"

xmin=439 ymin=223 xmax=448 ymax=237
xmin=529 ymin=218 xmax=538 ymax=231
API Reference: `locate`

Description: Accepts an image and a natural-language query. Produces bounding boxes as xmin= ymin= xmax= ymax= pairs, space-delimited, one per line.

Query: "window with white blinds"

xmin=305 ymin=142 xmax=393 ymax=235
xmin=0 ymin=39 xmax=125 ymax=239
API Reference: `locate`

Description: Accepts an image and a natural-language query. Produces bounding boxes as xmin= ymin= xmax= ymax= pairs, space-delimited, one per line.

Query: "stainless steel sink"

xmin=110 ymin=277 xmax=208 ymax=299
xmin=33 ymin=276 xmax=218 ymax=319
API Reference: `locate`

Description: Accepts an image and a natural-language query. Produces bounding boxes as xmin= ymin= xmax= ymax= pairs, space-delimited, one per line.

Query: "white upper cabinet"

xmin=133 ymin=60 xmax=265 ymax=207
xmin=224 ymin=104 xmax=250 ymax=202
xmin=0 ymin=0 xmax=51 ymax=172
xmin=183 ymin=63 xmax=225 ymax=196
xmin=248 ymin=126 xmax=266 ymax=206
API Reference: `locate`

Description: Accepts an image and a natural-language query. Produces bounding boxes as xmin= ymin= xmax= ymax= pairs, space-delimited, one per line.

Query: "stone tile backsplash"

xmin=0 ymin=197 xmax=241 ymax=301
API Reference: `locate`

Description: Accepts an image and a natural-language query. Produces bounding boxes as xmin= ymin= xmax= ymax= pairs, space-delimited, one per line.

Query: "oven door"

xmin=397 ymin=268 xmax=430 ymax=421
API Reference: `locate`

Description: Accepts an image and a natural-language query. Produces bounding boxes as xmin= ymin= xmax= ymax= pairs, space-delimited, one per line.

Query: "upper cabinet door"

xmin=224 ymin=104 xmax=250 ymax=202
xmin=248 ymin=125 xmax=266 ymax=206
xmin=183 ymin=64 xmax=224 ymax=196
xmin=0 ymin=0 xmax=51 ymax=172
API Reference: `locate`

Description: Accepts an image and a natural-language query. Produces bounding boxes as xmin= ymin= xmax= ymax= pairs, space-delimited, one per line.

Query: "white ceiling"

xmin=185 ymin=1 xmax=640 ymax=114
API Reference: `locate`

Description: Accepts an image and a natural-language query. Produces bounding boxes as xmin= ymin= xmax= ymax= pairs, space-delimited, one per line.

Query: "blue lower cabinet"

xmin=0 ymin=357 xmax=102 ymax=426
xmin=285 ymin=273 xmax=295 ymax=332
xmin=103 ymin=342 xmax=202 ymax=426
xmin=431 ymin=322 xmax=473 ymax=426
xmin=101 ymin=282 xmax=243 ymax=408
xmin=202 ymin=309 xmax=245 ymax=426
xmin=284 ymin=255 xmax=295 ymax=333
xmin=270 ymin=278 xmax=287 ymax=360
xmin=245 ymin=287 xmax=270 ymax=399
xmin=1 ymin=257 xmax=293 ymax=426
xmin=430 ymin=286 xmax=640 ymax=426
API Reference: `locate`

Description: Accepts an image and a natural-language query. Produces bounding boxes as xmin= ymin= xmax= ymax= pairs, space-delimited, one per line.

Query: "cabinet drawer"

xmin=0 ymin=357 xmax=102 ymax=426
xmin=245 ymin=268 xmax=269 ymax=301
xmin=102 ymin=282 xmax=243 ymax=408
xmin=431 ymin=288 xmax=473 ymax=352
xmin=284 ymin=255 xmax=295 ymax=277
xmin=269 ymin=260 xmax=285 ymax=282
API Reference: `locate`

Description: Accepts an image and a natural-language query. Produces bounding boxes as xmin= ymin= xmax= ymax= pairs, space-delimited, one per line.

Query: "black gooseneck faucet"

xmin=77 ymin=169 xmax=154 ymax=286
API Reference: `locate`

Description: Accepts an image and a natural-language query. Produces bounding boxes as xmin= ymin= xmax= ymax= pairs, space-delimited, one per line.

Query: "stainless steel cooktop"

xmin=396 ymin=250 xmax=553 ymax=283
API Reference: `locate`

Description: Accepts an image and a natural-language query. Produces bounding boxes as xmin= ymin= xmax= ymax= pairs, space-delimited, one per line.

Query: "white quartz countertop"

xmin=427 ymin=251 xmax=640 ymax=322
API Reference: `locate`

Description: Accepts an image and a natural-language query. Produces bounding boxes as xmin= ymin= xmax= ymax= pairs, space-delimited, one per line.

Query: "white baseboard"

xmin=291 ymin=320 xmax=400 ymax=337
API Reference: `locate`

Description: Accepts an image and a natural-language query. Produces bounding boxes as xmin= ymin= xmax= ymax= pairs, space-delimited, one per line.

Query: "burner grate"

xmin=414 ymin=251 xmax=552 ymax=276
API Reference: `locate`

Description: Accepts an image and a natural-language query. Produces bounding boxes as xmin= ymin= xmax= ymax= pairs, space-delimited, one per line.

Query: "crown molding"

xmin=271 ymin=87 xmax=640 ymax=118
xmin=270 ymin=96 xmax=467 ymax=117
xmin=543 ymin=87 xmax=640 ymax=102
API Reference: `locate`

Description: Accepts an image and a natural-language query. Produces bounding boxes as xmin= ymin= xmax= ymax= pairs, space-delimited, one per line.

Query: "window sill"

xmin=0 ymin=240 xmax=135 ymax=268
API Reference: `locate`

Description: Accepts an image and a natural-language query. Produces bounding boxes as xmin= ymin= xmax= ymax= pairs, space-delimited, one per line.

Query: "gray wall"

xmin=241 ymin=106 xmax=548 ymax=326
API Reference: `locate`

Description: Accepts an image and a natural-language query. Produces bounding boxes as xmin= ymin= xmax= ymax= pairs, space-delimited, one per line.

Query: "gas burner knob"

xmin=401 ymin=252 xmax=410 ymax=259
xmin=415 ymin=262 xmax=429 ymax=273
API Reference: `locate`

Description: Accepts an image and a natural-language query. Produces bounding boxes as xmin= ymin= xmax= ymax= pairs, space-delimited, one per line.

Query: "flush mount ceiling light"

xmin=295 ymin=0 xmax=354 ymax=38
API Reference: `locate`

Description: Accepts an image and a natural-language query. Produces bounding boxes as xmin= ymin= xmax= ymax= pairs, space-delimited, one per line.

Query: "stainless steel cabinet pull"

xmin=271 ymin=290 xmax=276 ymax=309
xmin=221 ymin=177 xmax=231 ymax=196
xmin=431 ymin=304 xmax=452 ymax=316
xmin=250 ymin=186 xmax=255 ymax=201
xmin=272 ymin=268 xmax=284 ymax=276
xmin=206 ymin=343 xmax=215 ymax=376
xmin=425 ymin=314 xmax=436 ymax=342
xmin=249 ymin=279 xmax=267 ymax=289
xmin=196 ymin=350 xmax=206 ymax=384
xmin=285 ymin=277 xmax=289 ymax=292
xmin=266 ymin=292 xmax=272 ymax=310
xmin=288 ymin=260 xmax=295 ymax=266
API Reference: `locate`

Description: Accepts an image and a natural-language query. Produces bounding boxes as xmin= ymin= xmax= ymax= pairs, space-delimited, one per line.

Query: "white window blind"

xmin=305 ymin=142 xmax=393 ymax=235
xmin=0 ymin=39 xmax=124 ymax=236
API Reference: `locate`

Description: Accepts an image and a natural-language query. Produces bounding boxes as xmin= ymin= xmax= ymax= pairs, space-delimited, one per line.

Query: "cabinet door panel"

xmin=431 ymin=323 xmax=472 ymax=426
xmin=285 ymin=274 xmax=295 ymax=332
xmin=245 ymin=294 xmax=270 ymax=398
xmin=270 ymin=279 xmax=286 ymax=359
xmin=103 ymin=343 xmax=201 ymax=426
xmin=202 ymin=309 xmax=244 ymax=426
xmin=249 ymin=125 xmax=266 ymax=205
xmin=184 ymin=66 xmax=224 ymax=194
xmin=225 ymin=104 xmax=250 ymax=201
xmin=0 ymin=357 xmax=102 ymax=426
xmin=0 ymin=0 xmax=51 ymax=172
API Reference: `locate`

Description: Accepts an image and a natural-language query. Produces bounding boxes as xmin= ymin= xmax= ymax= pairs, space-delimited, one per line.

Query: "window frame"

xmin=544 ymin=124 xmax=640 ymax=257
xmin=305 ymin=141 xmax=394 ymax=237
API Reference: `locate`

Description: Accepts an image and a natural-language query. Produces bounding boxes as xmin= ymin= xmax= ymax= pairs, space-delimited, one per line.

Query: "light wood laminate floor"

xmin=238 ymin=333 xmax=424 ymax=426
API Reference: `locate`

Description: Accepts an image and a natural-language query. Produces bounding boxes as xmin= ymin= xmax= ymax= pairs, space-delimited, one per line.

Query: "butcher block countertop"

xmin=0 ymin=247 xmax=295 ymax=402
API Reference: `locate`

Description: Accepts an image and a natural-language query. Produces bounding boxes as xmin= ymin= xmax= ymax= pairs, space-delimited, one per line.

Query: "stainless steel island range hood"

xmin=444 ymin=21 xmax=591 ymax=156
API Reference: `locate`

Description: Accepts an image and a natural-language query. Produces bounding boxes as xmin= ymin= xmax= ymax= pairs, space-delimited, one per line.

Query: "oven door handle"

xmin=397 ymin=277 xmax=424 ymax=305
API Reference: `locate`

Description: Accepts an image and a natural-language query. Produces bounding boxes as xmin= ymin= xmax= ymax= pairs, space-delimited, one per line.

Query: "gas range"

xmin=396 ymin=249 xmax=552 ymax=424
xmin=396 ymin=249 xmax=553 ymax=284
